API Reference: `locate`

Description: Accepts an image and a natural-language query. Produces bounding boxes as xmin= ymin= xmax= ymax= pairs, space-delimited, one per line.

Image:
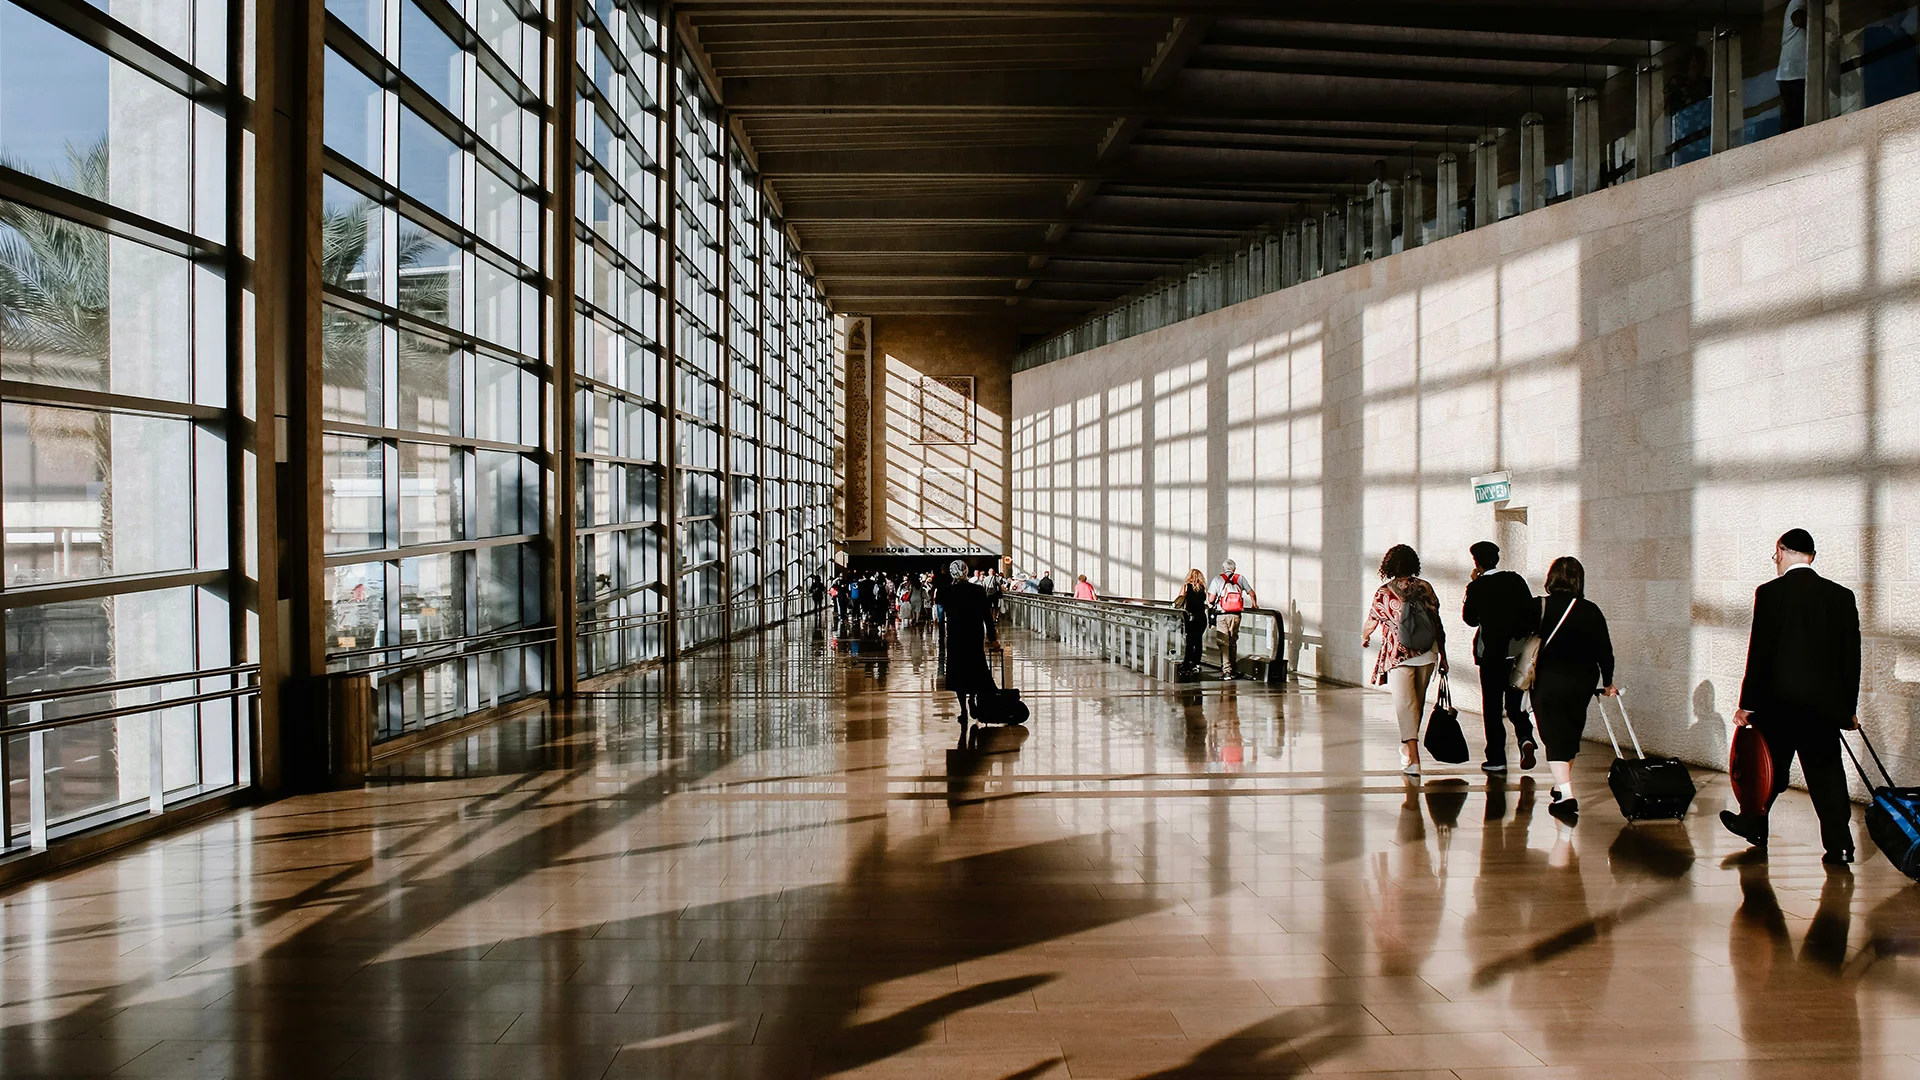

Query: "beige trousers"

xmin=1387 ymin=662 xmax=1435 ymax=742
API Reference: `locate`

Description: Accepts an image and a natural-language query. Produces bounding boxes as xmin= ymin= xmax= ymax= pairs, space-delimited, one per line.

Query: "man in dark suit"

xmin=1461 ymin=542 xmax=1538 ymax=773
xmin=1725 ymin=528 xmax=1861 ymax=864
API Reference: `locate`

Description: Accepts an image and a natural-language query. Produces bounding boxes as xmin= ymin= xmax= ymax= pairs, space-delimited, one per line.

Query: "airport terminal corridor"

xmin=2 ymin=624 xmax=1915 ymax=1080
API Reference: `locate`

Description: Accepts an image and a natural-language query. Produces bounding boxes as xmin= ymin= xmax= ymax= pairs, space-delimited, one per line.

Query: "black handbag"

xmin=1422 ymin=672 xmax=1469 ymax=764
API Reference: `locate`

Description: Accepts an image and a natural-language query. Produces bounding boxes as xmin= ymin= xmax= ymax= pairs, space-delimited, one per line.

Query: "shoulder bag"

xmin=1510 ymin=597 xmax=1576 ymax=691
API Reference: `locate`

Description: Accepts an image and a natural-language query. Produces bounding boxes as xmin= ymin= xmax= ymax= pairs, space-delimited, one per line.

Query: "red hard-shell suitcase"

xmin=1729 ymin=724 xmax=1774 ymax=818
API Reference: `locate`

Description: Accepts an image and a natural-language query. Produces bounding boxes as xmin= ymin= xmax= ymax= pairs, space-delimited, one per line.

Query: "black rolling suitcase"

xmin=973 ymin=645 xmax=1030 ymax=726
xmin=1598 ymin=691 xmax=1696 ymax=821
xmin=1841 ymin=729 xmax=1920 ymax=881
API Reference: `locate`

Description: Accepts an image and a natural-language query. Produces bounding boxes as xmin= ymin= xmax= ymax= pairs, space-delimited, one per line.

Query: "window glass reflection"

xmin=322 ymin=435 xmax=384 ymax=553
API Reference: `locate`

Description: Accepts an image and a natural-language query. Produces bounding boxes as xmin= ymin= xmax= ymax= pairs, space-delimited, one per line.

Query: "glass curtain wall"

xmin=320 ymin=0 xmax=550 ymax=739
xmin=671 ymin=56 xmax=726 ymax=650
xmin=725 ymin=147 xmax=762 ymax=630
xmin=572 ymin=0 xmax=667 ymax=676
xmin=0 ymin=0 xmax=245 ymax=842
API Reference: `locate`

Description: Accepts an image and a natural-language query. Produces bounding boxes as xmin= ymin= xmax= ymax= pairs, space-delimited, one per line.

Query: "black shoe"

xmin=1519 ymin=740 xmax=1537 ymax=771
xmin=1547 ymin=796 xmax=1579 ymax=824
xmin=1720 ymin=810 xmax=1768 ymax=849
xmin=1481 ymin=761 xmax=1507 ymax=774
xmin=1823 ymin=848 xmax=1855 ymax=866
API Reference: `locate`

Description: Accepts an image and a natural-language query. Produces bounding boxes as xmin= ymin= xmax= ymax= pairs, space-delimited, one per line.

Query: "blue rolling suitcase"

xmin=1842 ymin=729 xmax=1920 ymax=881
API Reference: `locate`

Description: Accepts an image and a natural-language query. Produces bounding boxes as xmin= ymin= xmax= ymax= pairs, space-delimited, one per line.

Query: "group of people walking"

xmin=1377 ymin=528 xmax=1861 ymax=863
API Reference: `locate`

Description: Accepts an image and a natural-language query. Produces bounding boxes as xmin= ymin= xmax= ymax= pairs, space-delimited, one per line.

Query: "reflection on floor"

xmin=4 ymin=619 xmax=1920 ymax=1078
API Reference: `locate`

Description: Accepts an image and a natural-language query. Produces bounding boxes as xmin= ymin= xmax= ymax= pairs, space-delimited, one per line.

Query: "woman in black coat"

xmin=1175 ymin=568 xmax=1209 ymax=674
xmin=1531 ymin=556 xmax=1618 ymax=823
xmin=938 ymin=559 xmax=998 ymax=723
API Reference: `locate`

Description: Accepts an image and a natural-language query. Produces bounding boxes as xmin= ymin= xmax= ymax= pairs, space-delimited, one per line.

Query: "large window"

xmin=0 ymin=0 xmax=243 ymax=843
xmin=321 ymin=0 xmax=551 ymax=738
xmin=573 ymin=0 xmax=668 ymax=675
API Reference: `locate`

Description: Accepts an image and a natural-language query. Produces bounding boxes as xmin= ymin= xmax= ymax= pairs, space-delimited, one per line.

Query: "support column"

xmin=1634 ymin=60 xmax=1665 ymax=178
xmin=1280 ymin=225 xmax=1298 ymax=287
xmin=1435 ymin=152 xmax=1459 ymax=239
xmin=1518 ymin=112 xmax=1546 ymax=212
xmin=1302 ymin=217 xmax=1322 ymax=278
xmin=1472 ymin=134 xmax=1498 ymax=229
xmin=1322 ymin=206 xmax=1342 ymax=271
xmin=1804 ymin=0 xmax=1830 ymax=125
xmin=548 ymin=0 xmax=579 ymax=689
xmin=1710 ymin=27 xmax=1744 ymax=154
xmin=1570 ymin=90 xmax=1601 ymax=196
xmin=1401 ymin=169 xmax=1424 ymax=249
xmin=1346 ymin=195 xmax=1367 ymax=264
xmin=1368 ymin=178 xmax=1392 ymax=258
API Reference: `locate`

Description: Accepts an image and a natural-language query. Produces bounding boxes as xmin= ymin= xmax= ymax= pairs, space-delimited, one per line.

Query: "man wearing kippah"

xmin=1725 ymin=528 xmax=1861 ymax=865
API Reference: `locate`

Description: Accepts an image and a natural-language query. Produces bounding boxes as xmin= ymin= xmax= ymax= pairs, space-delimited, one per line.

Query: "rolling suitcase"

xmin=973 ymin=645 xmax=1030 ymax=726
xmin=1841 ymin=729 xmax=1920 ymax=881
xmin=1598 ymin=691 xmax=1696 ymax=821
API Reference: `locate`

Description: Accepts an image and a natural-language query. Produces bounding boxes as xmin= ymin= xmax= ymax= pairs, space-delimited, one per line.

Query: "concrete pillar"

xmin=1322 ymin=206 xmax=1342 ymax=271
xmin=1518 ymin=112 xmax=1546 ymax=212
xmin=1435 ymin=152 xmax=1459 ymax=239
xmin=1570 ymin=90 xmax=1601 ymax=195
xmin=1302 ymin=217 xmax=1321 ymax=278
xmin=1710 ymin=28 xmax=1744 ymax=154
xmin=1472 ymin=134 xmax=1498 ymax=228
xmin=1280 ymin=225 xmax=1298 ymax=287
xmin=1805 ymin=0 xmax=1830 ymax=124
xmin=1263 ymin=233 xmax=1280 ymax=292
xmin=1401 ymin=169 xmax=1424 ymax=249
xmin=1634 ymin=60 xmax=1665 ymax=177
xmin=1346 ymin=196 xmax=1367 ymax=263
xmin=1368 ymin=179 xmax=1392 ymax=257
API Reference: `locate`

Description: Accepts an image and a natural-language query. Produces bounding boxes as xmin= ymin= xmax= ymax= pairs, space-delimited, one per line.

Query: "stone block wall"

xmin=1011 ymin=94 xmax=1920 ymax=785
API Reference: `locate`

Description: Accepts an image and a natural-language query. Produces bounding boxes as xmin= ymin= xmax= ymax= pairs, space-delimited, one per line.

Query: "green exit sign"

xmin=1473 ymin=472 xmax=1512 ymax=505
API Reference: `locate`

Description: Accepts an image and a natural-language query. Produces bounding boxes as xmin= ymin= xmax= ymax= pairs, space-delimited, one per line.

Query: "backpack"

xmin=1394 ymin=583 xmax=1439 ymax=654
xmin=1219 ymin=574 xmax=1246 ymax=613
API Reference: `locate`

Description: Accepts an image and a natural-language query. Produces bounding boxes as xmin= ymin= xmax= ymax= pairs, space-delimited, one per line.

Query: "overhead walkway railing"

xmin=1 ymin=665 xmax=260 ymax=857
xmin=999 ymin=594 xmax=1286 ymax=684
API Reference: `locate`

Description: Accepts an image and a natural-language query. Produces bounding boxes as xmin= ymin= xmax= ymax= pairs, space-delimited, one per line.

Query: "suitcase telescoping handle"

xmin=1596 ymin=689 xmax=1645 ymax=760
xmin=1840 ymin=726 xmax=1894 ymax=788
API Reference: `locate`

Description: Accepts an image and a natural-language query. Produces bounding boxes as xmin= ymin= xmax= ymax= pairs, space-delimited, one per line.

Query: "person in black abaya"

xmin=938 ymin=559 xmax=997 ymax=724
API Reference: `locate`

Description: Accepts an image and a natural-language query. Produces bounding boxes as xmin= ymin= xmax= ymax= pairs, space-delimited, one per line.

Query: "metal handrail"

xmin=0 ymin=662 xmax=260 ymax=708
xmin=4 ymin=684 xmax=260 ymax=736
xmin=335 ymin=629 xmax=558 ymax=679
xmin=327 ymin=624 xmax=555 ymax=664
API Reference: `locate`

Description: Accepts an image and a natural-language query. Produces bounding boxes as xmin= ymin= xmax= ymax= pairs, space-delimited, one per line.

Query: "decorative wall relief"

xmin=838 ymin=316 xmax=872 ymax=540
xmin=919 ymin=467 xmax=976 ymax=529
xmin=915 ymin=375 xmax=976 ymax=445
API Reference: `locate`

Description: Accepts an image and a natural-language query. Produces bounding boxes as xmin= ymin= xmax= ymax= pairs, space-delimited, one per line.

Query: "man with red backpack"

xmin=1208 ymin=559 xmax=1257 ymax=679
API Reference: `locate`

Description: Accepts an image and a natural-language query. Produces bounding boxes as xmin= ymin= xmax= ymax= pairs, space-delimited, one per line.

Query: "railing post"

xmin=147 ymin=686 xmax=165 ymax=816
xmin=28 ymin=702 xmax=48 ymax=851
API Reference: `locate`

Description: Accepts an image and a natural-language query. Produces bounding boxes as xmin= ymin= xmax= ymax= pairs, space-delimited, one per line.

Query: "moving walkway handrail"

xmin=327 ymin=624 xmax=556 ymax=666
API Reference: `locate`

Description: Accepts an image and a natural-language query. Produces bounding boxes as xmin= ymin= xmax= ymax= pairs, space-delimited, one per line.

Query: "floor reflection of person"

xmin=1728 ymin=859 xmax=1860 ymax=1061
xmin=1366 ymin=783 xmax=1458 ymax=977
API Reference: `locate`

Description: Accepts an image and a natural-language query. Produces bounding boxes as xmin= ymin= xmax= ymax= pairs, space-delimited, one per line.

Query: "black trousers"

xmin=1181 ymin=617 xmax=1206 ymax=666
xmin=1778 ymin=78 xmax=1805 ymax=133
xmin=1758 ymin=721 xmax=1854 ymax=855
xmin=1477 ymin=655 xmax=1535 ymax=764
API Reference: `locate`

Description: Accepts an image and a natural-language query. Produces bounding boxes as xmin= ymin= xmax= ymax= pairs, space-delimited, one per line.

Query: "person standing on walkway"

xmin=1208 ymin=559 xmax=1257 ymax=679
xmin=1462 ymin=541 xmax=1539 ymax=774
xmin=1362 ymin=545 xmax=1444 ymax=776
xmin=1037 ymin=570 xmax=1055 ymax=595
xmin=1176 ymin=569 xmax=1209 ymax=675
xmin=1724 ymin=528 xmax=1860 ymax=864
xmin=1530 ymin=556 xmax=1617 ymax=824
xmin=808 ymin=573 xmax=826 ymax=619
xmin=1777 ymin=0 xmax=1809 ymax=133
xmin=939 ymin=559 xmax=998 ymax=726
xmin=1073 ymin=574 xmax=1097 ymax=601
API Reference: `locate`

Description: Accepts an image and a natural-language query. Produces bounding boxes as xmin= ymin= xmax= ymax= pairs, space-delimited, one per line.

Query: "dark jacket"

xmin=1737 ymin=566 xmax=1861 ymax=729
xmin=1037 ymin=575 xmax=1055 ymax=595
xmin=1462 ymin=569 xmax=1534 ymax=664
xmin=940 ymin=579 xmax=998 ymax=694
xmin=1534 ymin=593 xmax=1614 ymax=695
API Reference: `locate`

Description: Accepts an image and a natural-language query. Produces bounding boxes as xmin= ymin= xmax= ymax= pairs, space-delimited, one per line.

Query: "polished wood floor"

xmin=3 ymin=621 xmax=1918 ymax=1079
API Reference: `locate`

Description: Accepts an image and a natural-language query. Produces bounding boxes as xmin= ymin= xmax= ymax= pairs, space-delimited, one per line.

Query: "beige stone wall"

xmin=1013 ymin=95 xmax=1920 ymax=781
xmin=859 ymin=316 xmax=1014 ymax=555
